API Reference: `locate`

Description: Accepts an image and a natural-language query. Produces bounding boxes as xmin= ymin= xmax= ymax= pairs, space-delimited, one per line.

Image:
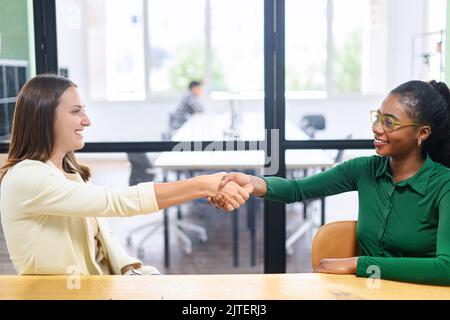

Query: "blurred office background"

xmin=0 ymin=0 xmax=448 ymax=275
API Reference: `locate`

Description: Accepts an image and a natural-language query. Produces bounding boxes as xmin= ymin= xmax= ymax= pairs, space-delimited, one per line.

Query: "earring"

xmin=418 ymin=138 xmax=422 ymax=147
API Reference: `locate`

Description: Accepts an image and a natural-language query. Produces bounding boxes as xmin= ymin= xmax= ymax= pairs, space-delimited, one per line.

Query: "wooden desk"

xmin=1 ymin=273 xmax=449 ymax=300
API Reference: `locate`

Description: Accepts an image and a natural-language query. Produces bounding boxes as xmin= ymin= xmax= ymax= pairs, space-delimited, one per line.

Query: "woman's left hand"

xmin=314 ymin=257 xmax=358 ymax=275
xmin=121 ymin=263 xmax=142 ymax=275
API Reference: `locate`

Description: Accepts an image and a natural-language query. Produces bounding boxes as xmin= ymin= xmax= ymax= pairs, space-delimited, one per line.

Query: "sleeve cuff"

xmin=117 ymin=258 xmax=143 ymax=274
xmin=261 ymin=176 xmax=282 ymax=202
xmin=261 ymin=176 xmax=299 ymax=203
xmin=356 ymin=256 xmax=370 ymax=277
xmin=136 ymin=182 xmax=160 ymax=213
xmin=261 ymin=176 xmax=271 ymax=197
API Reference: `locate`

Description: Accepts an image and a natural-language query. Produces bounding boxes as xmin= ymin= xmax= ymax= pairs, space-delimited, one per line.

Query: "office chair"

xmin=286 ymin=134 xmax=353 ymax=255
xmin=161 ymin=113 xmax=179 ymax=141
xmin=285 ymin=115 xmax=326 ymax=255
xmin=299 ymin=114 xmax=326 ymax=138
xmin=311 ymin=220 xmax=358 ymax=270
xmin=288 ymin=113 xmax=326 ymax=216
xmin=127 ymin=152 xmax=156 ymax=186
xmin=0 ymin=223 xmax=8 ymax=261
xmin=125 ymin=153 xmax=207 ymax=259
xmin=0 ymin=221 xmax=15 ymax=274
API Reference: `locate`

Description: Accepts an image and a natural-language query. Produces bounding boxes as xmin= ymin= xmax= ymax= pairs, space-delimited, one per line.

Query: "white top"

xmin=0 ymin=159 xmax=160 ymax=275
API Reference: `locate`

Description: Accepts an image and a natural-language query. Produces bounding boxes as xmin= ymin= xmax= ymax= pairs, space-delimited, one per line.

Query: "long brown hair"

xmin=0 ymin=73 xmax=91 ymax=181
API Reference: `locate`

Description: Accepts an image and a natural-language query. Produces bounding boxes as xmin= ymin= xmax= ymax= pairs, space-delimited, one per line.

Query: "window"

xmin=0 ymin=0 xmax=33 ymax=141
xmin=74 ymin=0 xmax=264 ymax=99
xmin=57 ymin=0 xmax=264 ymax=142
xmin=85 ymin=0 xmax=145 ymax=101
xmin=412 ymin=0 xmax=447 ymax=81
xmin=0 ymin=63 xmax=28 ymax=139
xmin=286 ymin=0 xmax=327 ymax=96
xmin=148 ymin=0 xmax=205 ymax=94
xmin=332 ymin=0 xmax=368 ymax=93
xmin=286 ymin=0 xmax=374 ymax=97
xmin=147 ymin=0 xmax=264 ymax=96
xmin=9 ymin=0 xmax=444 ymax=277
xmin=210 ymin=0 xmax=264 ymax=94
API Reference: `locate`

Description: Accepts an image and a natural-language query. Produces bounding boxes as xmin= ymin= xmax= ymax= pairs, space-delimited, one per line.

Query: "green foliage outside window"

xmin=169 ymin=44 xmax=227 ymax=91
xmin=333 ymin=29 xmax=362 ymax=93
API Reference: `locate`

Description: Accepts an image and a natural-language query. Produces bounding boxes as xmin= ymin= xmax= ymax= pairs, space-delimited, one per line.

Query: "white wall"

xmin=387 ymin=0 xmax=427 ymax=88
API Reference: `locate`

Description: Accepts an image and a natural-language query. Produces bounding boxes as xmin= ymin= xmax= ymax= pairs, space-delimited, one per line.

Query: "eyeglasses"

xmin=369 ymin=110 xmax=425 ymax=132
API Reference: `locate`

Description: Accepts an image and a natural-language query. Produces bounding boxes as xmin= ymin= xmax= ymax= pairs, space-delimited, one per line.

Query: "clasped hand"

xmin=208 ymin=173 xmax=253 ymax=211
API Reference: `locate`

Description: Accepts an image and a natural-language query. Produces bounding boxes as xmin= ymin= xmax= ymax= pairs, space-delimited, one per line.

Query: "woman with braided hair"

xmin=212 ymin=80 xmax=450 ymax=285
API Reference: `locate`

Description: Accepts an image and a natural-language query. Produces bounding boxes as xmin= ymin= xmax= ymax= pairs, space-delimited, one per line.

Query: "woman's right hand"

xmin=154 ymin=172 xmax=253 ymax=211
xmin=220 ymin=172 xmax=267 ymax=196
xmin=207 ymin=173 xmax=266 ymax=210
xmin=197 ymin=173 xmax=252 ymax=211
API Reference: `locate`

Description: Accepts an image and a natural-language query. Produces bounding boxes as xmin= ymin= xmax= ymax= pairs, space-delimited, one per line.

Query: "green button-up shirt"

xmin=263 ymin=155 xmax=450 ymax=285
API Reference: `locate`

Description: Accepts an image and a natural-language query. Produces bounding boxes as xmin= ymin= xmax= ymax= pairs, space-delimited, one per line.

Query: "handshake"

xmin=205 ymin=172 xmax=263 ymax=211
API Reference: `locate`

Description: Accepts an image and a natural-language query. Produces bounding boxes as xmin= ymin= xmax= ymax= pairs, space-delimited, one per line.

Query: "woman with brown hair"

xmin=0 ymin=74 xmax=251 ymax=276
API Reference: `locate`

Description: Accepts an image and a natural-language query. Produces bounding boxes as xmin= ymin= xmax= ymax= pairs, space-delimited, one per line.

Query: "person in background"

xmin=211 ymin=80 xmax=450 ymax=286
xmin=167 ymin=80 xmax=204 ymax=136
xmin=0 ymin=74 xmax=251 ymax=276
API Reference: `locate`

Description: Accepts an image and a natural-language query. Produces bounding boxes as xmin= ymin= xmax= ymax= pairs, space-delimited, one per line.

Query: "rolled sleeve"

xmin=136 ymin=182 xmax=160 ymax=213
xmin=355 ymin=256 xmax=371 ymax=277
xmin=4 ymin=161 xmax=161 ymax=218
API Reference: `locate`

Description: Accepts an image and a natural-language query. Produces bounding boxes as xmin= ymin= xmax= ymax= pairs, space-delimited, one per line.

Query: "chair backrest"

xmin=299 ymin=115 xmax=326 ymax=138
xmin=127 ymin=153 xmax=154 ymax=186
xmin=334 ymin=134 xmax=353 ymax=163
xmin=311 ymin=220 xmax=358 ymax=270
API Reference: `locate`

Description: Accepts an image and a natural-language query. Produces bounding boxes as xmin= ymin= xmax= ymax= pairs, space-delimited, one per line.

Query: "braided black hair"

xmin=390 ymin=80 xmax=450 ymax=167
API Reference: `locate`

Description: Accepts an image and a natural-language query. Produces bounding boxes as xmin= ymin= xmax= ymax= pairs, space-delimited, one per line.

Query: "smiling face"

xmin=53 ymin=86 xmax=91 ymax=154
xmin=372 ymin=93 xmax=430 ymax=158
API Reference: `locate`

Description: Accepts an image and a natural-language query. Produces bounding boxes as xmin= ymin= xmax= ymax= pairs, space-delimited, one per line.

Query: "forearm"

xmin=356 ymin=256 xmax=450 ymax=286
xmin=260 ymin=176 xmax=302 ymax=203
xmin=260 ymin=164 xmax=359 ymax=204
xmin=315 ymin=257 xmax=358 ymax=274
xmin=154 ymin=175 xmax=219 ymax=210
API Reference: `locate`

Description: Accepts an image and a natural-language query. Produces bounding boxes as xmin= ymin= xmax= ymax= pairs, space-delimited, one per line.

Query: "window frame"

xmin=0 ymin=0 xmax=375 ymax=274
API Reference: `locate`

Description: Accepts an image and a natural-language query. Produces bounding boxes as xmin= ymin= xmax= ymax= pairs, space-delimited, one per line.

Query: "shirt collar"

xmin=375 ymin=156 xmax=391 ymax=179
xmin=375 ymin=154 xmax=434 ymax=196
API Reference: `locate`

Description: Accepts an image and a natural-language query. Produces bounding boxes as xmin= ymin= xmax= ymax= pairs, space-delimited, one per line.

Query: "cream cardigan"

xmin=0 ymin=159 xmax=160 ymax=275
